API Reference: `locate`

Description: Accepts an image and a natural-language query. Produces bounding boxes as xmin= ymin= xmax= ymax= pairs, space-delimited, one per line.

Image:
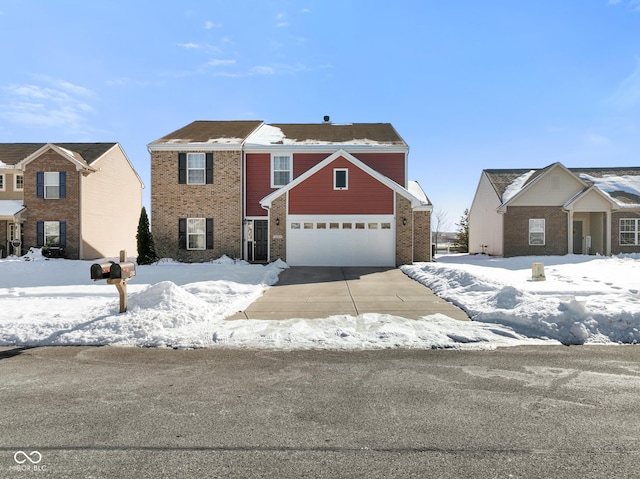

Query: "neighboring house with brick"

xmin=0 ymin=143 xmax=143 ymax=259
xmin=149 ymin=119 xmax=432 ymax=266
xmin=469 ymin=162 xmax=640 ymax=257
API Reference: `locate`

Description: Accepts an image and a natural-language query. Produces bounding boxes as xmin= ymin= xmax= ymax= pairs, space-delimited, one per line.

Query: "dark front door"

xmin=254 ymin=220 xmax=268 ymax=262
xmin=573 ymin=221 xmax=583 ymax=254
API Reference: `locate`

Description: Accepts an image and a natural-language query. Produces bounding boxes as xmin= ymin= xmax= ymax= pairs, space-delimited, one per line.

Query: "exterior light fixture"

xmin=402 ymin=218 xmax=407 ymax=226
xmin=276 ymin=218 xmax=280 ymax=226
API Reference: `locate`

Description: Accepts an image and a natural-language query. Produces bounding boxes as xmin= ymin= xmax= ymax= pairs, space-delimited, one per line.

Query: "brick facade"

xmin=611 ymin=211 xmax=640 ymax=255
xmin=413 ymin=209 xmax=432 ymax=262
xmin=269 ymin=194 xmax=287 ymax=261
xmin=151 ymin=150 xmax=242 ymax=261
xmin=23 ymin=152 xmax=81 ymax=258
xmin=503 ymin=206 xmax=568 ymax=257
xmin=395 ymin=194 xmax=413 ymax=265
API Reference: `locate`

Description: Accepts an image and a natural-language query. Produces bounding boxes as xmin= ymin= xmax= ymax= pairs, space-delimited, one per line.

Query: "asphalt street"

xmin=2 ymin=345 xmax=640 ymax=478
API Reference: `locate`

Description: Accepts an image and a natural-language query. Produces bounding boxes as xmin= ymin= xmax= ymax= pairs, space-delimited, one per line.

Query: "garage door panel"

xmin=287 ymin=216 xmax=395 ymax=267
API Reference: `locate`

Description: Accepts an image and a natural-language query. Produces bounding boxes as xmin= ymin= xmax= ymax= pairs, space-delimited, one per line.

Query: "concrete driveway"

xmin=228 ymin=267 xmax=469 ymax=321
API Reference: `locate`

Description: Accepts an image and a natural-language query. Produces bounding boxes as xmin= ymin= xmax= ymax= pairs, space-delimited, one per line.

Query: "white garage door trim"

xmin=286 ymin=215 xmax=395 ymax=267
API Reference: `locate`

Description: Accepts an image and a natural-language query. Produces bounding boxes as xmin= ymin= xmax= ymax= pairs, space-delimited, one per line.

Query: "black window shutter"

xmin=178 ymin=218 xmax=187 ymax=249
xmin=36 ymin=221 xmax=44 ymax=246
xmin=59 ymin=172 xmax=66 ymax=198
xmin=36 ymin=172 xmax=44 ymax=198
xmin=59 ymin=221 xmax=66 ymax=247
xmin=178 ymin=153 xmax=186 ymax=184
xmin=206 ymin=218 xmax=214 ymax=249
xmin=206 ymin=153 xmax=213 ymax=184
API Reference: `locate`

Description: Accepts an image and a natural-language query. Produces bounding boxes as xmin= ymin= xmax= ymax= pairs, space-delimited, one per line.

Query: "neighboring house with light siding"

xmin=0 ymin=143 xmax=143 ymax=259
xmin=149 ymin=119 xmax=432 ymax=266
xmin=469 ymin=162 xmax=640 ymax=257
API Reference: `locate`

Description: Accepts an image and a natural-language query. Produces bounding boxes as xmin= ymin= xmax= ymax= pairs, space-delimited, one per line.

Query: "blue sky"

xmin=1 ymin=1 xmax=640 ymax=230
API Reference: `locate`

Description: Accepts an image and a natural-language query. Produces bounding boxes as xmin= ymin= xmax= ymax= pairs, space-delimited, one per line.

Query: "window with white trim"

xmin=44 ymin=221 xmax=61 ymax=247
xmin=187 ymin=153 xmax=206 ymax=185
xmin=187 ymin=218 xmax=206 ymax=250
xmin=529 ymin=219 xmax=545 ymax=245
xmin=334 ymin=168 xmax=348 ymax=190
xmin=620 ymin=218 xmax=640 ymax=245
xmin=272 ymin=155 xmax=292 ymax=187
xmin=14 ymin=174 xmax=24 ymax=191
xmin=44 ymin=172 xmax=60 ymax=198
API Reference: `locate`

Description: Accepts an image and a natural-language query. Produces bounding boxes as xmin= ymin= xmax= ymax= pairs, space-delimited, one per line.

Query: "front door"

xmin=254 ymin=220 xmax=268 ymax=262
xmin=572 ymin=221 xmax=583 ymax=254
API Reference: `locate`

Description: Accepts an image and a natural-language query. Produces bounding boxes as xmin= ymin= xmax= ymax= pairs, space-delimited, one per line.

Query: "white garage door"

xmin=286 ymin=215 xmax=395 ymax=266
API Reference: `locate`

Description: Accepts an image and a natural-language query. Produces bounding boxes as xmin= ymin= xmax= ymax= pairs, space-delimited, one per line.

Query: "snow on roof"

xmin=0 ymin=200 xmax=25 ymax=217
xmin=408 ymin=180 xmax=430 ymax=205
xmin=579 ymin=173 xmax=640 ymax=207
xmin=501 ymin=170 xmax=536 ymax=203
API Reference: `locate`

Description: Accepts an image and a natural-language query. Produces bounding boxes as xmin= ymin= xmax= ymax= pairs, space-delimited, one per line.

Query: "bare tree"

xmin=432 ymin=208 xmax=450 ymax=254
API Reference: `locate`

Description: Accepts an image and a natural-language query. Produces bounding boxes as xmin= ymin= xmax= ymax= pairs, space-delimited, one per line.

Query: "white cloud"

xmin=606 ymin=58 xmax=640 ymax=109
xmin=0 ymin=78 xmax=96 ymax=131
xmin=206 ymin=59 xmax=237 ymax=67
xmin=177 ymin=42 xmax=201 ymax=49
xmin=204 ymin=20 xmax=222 ymax=29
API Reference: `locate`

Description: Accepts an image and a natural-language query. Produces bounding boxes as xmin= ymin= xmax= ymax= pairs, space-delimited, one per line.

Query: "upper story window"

xmin=271 ymin=154 xmax=292 ymax=187
xmin=36 ymin=171 xmax=66 ymax=199
xmin=14 ymin=174 xmax=24 ymax=191
xmin=0 ymin=174 xmax=4 ymax=191
xmin=178 ymin=153 xmax=213 ymax=185
xmin=187 ymin=153 xmax=206 ymax=184
xmin=334 ymin=168 xmax=348 ymax=190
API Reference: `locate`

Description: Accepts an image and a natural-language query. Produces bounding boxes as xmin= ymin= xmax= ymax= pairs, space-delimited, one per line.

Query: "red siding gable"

xmin=288 ymin=156 xmax=394 ymax=215
xmin=246 ymin=153 xmax=271 ymax=216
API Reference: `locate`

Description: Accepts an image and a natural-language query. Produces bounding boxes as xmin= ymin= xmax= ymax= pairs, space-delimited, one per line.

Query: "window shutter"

xmin=206 ymin=218 xmax=214 ymax=249
xmin=59 ymin=172 xmax=66 ymax=198
xmin=178 ymin=153 xmax=186 ymax=184
xmin=178 ymin=218 xmax=187 ymax=249
xmin=36 ymin=221 xmax=44 ymax=247
xmin=206 ymin=153 xmax=213 ymax=184
xmin=36 ymin=172 xmax=44 ymax=198
xmin=59 ymin=221 xmax=67 ymax=248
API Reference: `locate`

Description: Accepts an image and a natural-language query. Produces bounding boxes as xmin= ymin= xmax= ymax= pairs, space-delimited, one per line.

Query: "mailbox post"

xmin=91 ymin=250 xmax=135 ymax=313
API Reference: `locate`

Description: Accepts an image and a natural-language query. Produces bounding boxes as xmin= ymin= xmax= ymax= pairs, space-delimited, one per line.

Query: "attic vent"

xmin=323 ymin=115 xmax=330 ymax=123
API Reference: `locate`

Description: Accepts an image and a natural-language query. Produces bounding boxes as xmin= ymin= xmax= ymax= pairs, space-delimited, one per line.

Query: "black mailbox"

xmin=91 ymin=261 xmax=115 ymax=281
xmin=110 ymin=261 xmax=136 ymax=280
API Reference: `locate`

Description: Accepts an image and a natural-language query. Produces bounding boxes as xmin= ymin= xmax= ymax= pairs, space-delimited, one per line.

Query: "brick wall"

xmin=503 ymin=206 xmax=568 ymax=257
xmin=611 ymin=211 xmax=640 ymax=255
xmin=151 ymin=150 xmax=242 ymax=262
xmin=413 ymin=209 xmax=431 ymax=262
xmin=23 ymin=152 xmax=81 ymax=258
xmin=269 ymin=194 xmax=287 ymax=261
xmin=395 ymin=193 xmax=413 ymax=265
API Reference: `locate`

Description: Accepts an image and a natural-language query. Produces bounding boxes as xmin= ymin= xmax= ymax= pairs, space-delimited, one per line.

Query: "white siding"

xmin=469 ymin=173 xmax=503 ymax=256
xmin=80 ymin=145 xmax=143 ymax=259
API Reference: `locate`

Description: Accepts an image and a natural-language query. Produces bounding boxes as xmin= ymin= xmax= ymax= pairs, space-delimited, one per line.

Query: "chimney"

xmin=323 ymin=115 xmax=330 ymax=123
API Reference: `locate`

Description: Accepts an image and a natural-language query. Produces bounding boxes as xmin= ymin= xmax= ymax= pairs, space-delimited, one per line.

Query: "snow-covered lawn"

xmin=1 ymin=249 xmax=638 ymax=349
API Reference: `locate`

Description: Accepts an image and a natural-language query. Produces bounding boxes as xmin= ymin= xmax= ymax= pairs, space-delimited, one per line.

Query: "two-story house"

xmin=149 ymin=119 xmax=432 ymax=266
xmin=0 ymin=143 xmax=143 ymax=259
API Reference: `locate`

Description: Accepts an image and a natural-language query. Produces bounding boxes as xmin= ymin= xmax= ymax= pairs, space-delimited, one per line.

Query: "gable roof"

xmin=0 ymin=143 xmax=117 ymax=168
xmin=485 ymin=162 xmax=640 ymax=209
xmin=260 ymin=149 xmax=429 ymax=210
xmin=246 ymin=123 xmax=407 ymax=148
xmin=148 ymin=120 xmax=264 ymax=149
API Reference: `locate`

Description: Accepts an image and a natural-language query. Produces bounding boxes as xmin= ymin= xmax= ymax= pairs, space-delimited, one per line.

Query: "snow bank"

xmin=403 ymin=253 xmax=640 ymax=345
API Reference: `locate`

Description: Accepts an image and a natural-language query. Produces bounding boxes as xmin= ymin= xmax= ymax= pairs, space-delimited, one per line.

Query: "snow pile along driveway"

xmin=1 ymin=250 xmax=639 ymax=348
xmin=402 ymin=253 xmax=640 ymax=345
